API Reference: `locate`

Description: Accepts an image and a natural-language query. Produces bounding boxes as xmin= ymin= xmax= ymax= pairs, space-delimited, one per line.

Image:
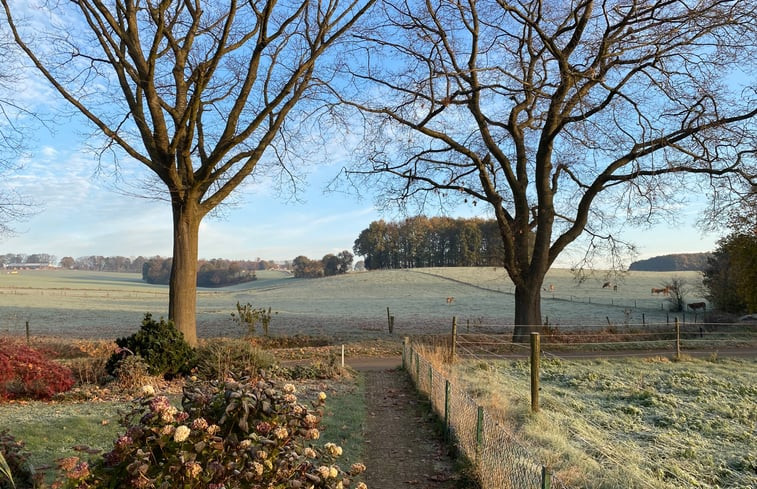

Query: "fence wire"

xmin=404 ymin=343 xmax=570 ymax=489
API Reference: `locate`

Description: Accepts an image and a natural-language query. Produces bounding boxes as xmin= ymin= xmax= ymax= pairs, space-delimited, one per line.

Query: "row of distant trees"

xmin=291 ymin=251 xmax=354 ymax=278
xmin=353 ymin=216 xmax=506 ymax=270
xmin=1 ymin=253 xmax=58 ymax=266
xmin=142 ymin=257 xmax=273 ymax=287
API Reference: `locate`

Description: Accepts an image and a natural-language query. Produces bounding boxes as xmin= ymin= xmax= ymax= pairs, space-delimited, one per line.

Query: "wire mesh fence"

xmin=404 ymin=341 xmax=570 ymax=489
xmin=404 ymin=322 xmax=757 ymax=489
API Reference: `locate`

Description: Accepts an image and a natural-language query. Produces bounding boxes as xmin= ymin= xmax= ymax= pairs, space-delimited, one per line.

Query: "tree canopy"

xmin=336 ymin=0 xmax=757 ymax=340
xmin=354 ymin=216 xmax=504 ymax=269
xmin=1 ymin=0 xmax=375 ymax=345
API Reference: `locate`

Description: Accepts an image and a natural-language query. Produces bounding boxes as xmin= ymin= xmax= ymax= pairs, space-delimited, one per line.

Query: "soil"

xmin=360 ymin=366 xmax=464 ymax=489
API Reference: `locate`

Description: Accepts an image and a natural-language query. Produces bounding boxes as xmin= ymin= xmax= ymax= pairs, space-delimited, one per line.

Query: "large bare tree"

xmin=0 ymin=23 xmax=35 ymax=236
xmin=336 ymin=0 xmax=757 ymax=341
xmin=1 ymin=0 xmax=374 ymax=345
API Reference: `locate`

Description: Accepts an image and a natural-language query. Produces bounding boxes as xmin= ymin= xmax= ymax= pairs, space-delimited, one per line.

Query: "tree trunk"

xmin=168 ymin=200 xmax=201 ymax=347
xmin=512 ymin=283 xmax=543 ymax=343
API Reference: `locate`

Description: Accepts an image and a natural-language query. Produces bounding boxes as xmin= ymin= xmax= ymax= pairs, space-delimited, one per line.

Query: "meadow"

xmin=1 ymin=267 xmax=753 ymax=489
xmin=453 ymin=355 xmax=756 ymax=488
xmin=0 ymin=267 xmax=707 ymax=340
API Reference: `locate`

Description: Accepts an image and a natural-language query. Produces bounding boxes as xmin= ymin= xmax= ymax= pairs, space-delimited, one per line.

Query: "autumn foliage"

xmin=0 ymin=339 xmax=75 ymax=400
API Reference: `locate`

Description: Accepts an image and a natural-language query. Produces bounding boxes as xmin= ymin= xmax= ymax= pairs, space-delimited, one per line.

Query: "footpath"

xmin=351 ymin=357 xmax=463 ymax=489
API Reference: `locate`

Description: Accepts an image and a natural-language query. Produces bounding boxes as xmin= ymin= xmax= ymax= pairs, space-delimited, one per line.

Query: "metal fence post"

xmin=402 ymin=337 xmax=409 ymax=370
xmin=444 ymin=380 xmax=451 ymax=439
xmin=476 ymin=405 xmax=484 ymax=453
xmin=542 ymin=466 xmax=551 ymax=489
xmin=531 ymin=332 xmax=540 ymax=413
xmin=675 ymin=317 xmax=681 ymax=360
xmin=450 ymin=317 xmax=457 ymax=363
xmin=415 ymin=351 xmax=420 ymax=381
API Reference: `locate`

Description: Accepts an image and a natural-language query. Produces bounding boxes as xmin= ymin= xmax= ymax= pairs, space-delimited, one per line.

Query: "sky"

xmin=0 ymin=126 xmax=721 ymax=266
xmin=0 ymin=1 xmax=728 ymax=267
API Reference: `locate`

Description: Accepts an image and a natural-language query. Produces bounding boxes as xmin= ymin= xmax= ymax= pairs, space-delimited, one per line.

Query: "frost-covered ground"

xmin=0 ymin=268 xmax=705 ymax=339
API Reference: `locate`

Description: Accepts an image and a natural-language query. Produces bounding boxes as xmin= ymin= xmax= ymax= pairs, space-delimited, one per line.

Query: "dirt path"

xmin=360 ymin=367 xmax=462 ymax=489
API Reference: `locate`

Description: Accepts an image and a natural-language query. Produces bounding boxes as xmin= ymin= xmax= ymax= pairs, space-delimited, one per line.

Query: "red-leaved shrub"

xmin=0 ymin=339 xmax=75 ymax=400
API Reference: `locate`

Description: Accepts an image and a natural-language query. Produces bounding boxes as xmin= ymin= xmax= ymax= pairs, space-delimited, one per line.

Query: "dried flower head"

xmin=273 ymin=426 xmax=289 ymax=439
xmin=325 ymin=442 xmax=343 ymax=457
xmin=173 ymin=425 xmax=191 ymax=443
xmin=191 ymin=417 xmax=209 ymax=431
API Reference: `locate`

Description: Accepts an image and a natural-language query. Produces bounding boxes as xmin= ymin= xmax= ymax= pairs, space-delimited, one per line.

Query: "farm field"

xmin=0 ymin=268 xmax=707 ymax=340
xmin=453 ymin=356 xmax=757 ymax=488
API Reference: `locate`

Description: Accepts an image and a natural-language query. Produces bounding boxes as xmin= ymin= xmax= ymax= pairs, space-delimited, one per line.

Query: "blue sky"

xmin=0 ymin=2 xmax=726 ymax=266
xmin=0 ymin=126 xmax=720 ymax=265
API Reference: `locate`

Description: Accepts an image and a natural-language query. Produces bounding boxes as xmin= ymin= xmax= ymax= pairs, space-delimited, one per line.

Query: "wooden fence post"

xmin=25 ymin=321 xmax=30 ymax=345
xmin=386 ymin=307 xmax=394 ymax=334
xmin=531 ymin=332 xmax=540 ymax=413
xmin=402 ymin=337 xmax=409 ymax=370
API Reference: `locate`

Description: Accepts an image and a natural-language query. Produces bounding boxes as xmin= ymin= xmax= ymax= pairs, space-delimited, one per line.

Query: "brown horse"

xmin=651 ymin=287 xmax=670 ymax=296
xmin=446 ymin=297 xmax=455 ymax=304
xmin=688 ymin=302 xmax=706 ymax=312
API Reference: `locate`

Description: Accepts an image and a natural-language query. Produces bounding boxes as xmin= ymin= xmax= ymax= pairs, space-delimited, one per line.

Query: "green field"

xmin=0 ymin=268 xmax=707 ymax=340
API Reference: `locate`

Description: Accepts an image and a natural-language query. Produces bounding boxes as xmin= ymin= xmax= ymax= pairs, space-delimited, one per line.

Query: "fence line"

xmin=404 ymin=322 xmax=756 ymax=488
xmin=403 ymin=340 xmax=570 ymax=489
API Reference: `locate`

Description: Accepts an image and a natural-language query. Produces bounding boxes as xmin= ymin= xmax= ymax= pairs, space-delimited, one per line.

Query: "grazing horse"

xmin=688 ymin=302 xmax=706 ymax=312
xmin=446 ymin=297 xmax=455 ymax=304
xmin=602 ymin=281 xmax=612 ymax=288
xmin=651 ymin=287 xmax=670 ymax=296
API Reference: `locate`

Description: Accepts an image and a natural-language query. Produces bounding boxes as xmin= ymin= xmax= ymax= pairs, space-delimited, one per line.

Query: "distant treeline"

xmin=629 ymin=253 xmax=712 ymax=272
xmin=142 ymin=257 xmax=272 ymax=287
xmin=353 ymin=216 xmax=505 ymax=270
xmin=291 ymin=251 xmax=353 ymax=278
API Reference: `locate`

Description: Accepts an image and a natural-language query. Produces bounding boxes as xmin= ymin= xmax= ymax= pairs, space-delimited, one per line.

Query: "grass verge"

xmin=0 ymin=401 xmax=123 ymax=480
xmin=319 ymin=374 xmax=367 ymax=468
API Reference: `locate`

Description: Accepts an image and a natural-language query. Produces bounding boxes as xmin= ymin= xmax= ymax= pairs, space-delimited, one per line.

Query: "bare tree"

xmin=1 ymin=0 xmax=375 ymax=345
xmin=336 ymin=0 xmax=757 ymax=341
xmin=0 ymin=22 xmax=36 ymax=236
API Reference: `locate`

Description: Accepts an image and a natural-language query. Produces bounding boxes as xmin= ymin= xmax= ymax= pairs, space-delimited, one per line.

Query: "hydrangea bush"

xmin=55 ymin=376 xmax=367 ymax=489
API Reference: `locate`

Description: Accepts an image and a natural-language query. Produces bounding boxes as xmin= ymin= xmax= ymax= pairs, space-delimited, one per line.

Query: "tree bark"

xmin=168 ymin=200 xmax=201 ymax=347
xmin=512 ymin=281 xmax=543 ymax=343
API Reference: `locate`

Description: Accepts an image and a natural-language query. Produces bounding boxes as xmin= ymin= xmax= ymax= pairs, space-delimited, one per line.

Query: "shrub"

xmin=105 ymin=314 xmax=196 ymax=379
xmin=195 ymin=339 xmax=276 ymax=381
xmin=230 ymin=303 xmax=277 ymax=337
xmin=57 ymin=376 xmax=367 ymax=489
xmin=65 ymin=356 xmax=111 ymax=386
xmin=0 ymin=430 xmax=41 ymax=489
xmin=112 ymin=355 xmax=153 ymax=392
xmin=0 ymin=339 xmax=75 ymax=400
xmin=273 ymin=354 xmax=349 ymax=381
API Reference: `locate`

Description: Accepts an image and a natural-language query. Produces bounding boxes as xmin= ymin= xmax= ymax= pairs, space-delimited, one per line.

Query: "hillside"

xmin=629 ymin=253 xmax=711 ymax=272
